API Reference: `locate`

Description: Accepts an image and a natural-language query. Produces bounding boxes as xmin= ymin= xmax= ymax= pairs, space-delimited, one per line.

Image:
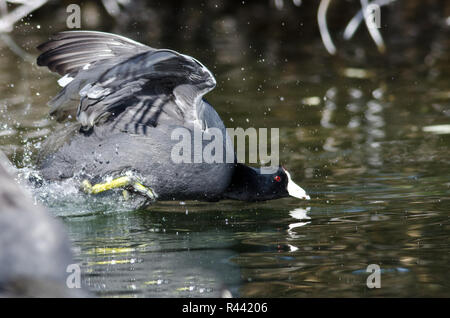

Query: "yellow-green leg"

xmin=81 ymin=175 xmax=157 ymax=202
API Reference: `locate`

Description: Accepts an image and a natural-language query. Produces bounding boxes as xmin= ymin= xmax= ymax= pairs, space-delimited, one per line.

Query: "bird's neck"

xmin=223 ymin=163 xmax=262 ymax=201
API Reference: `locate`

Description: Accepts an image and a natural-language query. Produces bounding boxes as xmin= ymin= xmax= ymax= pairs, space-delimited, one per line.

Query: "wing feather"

xmin=37 ymin=31 xmax=216 ymax=132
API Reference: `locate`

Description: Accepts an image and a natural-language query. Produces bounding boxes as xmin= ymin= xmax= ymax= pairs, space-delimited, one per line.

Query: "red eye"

xmin=274 ymin=175 xmax=281 ymax=182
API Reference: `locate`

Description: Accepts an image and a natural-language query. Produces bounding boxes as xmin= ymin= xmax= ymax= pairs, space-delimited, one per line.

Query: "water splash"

xmin=14 ymin=167 xmax=148 ymax=217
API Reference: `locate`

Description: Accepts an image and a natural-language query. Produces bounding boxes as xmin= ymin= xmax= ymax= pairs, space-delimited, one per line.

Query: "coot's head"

xmin=224 ymin=164 xmax=310 ymax=201
xmin=261 ymin=166 xmax=310 ymax=201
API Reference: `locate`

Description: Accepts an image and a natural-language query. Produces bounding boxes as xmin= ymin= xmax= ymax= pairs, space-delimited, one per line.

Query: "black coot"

xmin=36 ymin=31 xmax=309 ymax=206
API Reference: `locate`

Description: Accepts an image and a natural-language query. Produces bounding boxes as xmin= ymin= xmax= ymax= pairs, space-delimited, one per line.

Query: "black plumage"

xmin=36 ymin=31 xmax=309 ymax=205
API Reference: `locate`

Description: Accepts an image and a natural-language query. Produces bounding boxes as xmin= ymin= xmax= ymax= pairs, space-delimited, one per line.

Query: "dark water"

xmin=0 ymin=2 xmax=449 ymax=297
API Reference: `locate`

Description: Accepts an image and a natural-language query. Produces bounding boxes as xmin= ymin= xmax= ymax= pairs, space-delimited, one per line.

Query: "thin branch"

xmin=0 ymin=0 xmax=47 ymax=33
xmin=343 ymin=0 xmax=394 ymax=40
xmin=317 ymin=0 xmax=336 ymax=55
xmin=0 ymin=33 xmax=34 ymax=62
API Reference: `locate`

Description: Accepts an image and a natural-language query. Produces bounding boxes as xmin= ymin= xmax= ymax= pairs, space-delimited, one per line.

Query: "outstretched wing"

xmin=37 ymin=31 xmax=216 ymax=132
xmin=37 ymin=31 xmax=152 ymax=115
xmin=77 ymin=49 xmax=216 ymax=130
xmin=37 ymin=30 xmax=150 ymax=76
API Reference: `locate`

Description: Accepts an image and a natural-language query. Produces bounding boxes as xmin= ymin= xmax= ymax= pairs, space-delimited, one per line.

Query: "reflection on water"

xmin=67 ymin=209 xmax=241 ymax=297
xmin=0 ymin=2 xmax=449 ymax=297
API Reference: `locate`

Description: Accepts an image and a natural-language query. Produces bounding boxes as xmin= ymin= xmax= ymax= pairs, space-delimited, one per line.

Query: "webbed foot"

xmin=81 ymin=173 xmax=157 ymax=202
